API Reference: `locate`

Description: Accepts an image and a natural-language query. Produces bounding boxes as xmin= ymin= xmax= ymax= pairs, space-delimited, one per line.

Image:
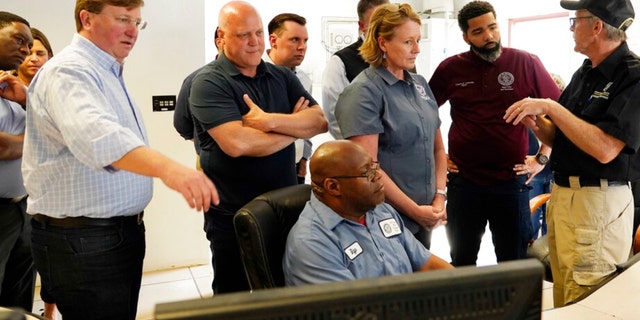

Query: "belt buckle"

xmin=10 ymin=195 xmax=27 ymax=204
xmin=136 ymin=212 xmax=144 ymax=225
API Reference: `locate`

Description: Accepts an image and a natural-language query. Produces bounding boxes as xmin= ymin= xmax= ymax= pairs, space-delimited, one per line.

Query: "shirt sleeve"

xmin=173 ymin=72 xmax=196 ymax=140
xmin=335 ymin=73 xmax=384 ymax=139
xmin=284 ymin=230 xmax=356 ymax=286
xmin=527 ymin=54 xmax=562 ymax=101
xmin=321 ymin=55 xmax=349 ymax=139
xmin=189 ymin=69 xmax=242 ymax=131
xmin=0 ymin=99 xmax=26 ymax=134
xmin=428 ymin=61 xmax=449 ymax=107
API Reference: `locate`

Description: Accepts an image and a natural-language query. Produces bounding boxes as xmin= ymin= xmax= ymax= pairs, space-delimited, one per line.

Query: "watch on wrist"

xmin=535 ymin=153 xmax=549 ymax=165
xmin=435 ymin=189 xmax=447 ymax=200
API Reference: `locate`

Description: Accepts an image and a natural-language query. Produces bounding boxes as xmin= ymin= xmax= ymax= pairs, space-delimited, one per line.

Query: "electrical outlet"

xmin=152 ymin=95 xmax=176 ymax=112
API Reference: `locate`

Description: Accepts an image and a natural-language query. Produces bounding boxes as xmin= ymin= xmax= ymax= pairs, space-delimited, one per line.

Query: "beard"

xmin=470 ymin=40 xmax=502 ymax=62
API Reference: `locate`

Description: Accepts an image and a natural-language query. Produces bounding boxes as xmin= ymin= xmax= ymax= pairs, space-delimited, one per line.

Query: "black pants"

xmin=446 ymin=174 xmax=532 ymax=266
xmin=31 ymin=218 xmax=145 ymax=320
xmin=204 ymin=208 xmax=250 ymax=294
xmin=0 ymin=199 xmax=35 ymax=311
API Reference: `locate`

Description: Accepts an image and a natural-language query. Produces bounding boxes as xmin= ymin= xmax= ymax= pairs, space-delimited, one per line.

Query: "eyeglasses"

xmin=100 ymin=13 xmax=148 ymax=30
xmin=569 ymin=16 xmax=594 ymax=29
xmin=329 ymin=161 xmax=380 ymax=182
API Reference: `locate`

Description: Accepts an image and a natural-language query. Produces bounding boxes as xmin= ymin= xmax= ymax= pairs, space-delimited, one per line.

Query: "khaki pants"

xmin=548 ymin=179 xmax=633 ymax=307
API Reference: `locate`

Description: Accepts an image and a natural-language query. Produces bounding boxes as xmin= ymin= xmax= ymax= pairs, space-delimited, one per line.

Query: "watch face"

xmin=537 ymin=154 xmax=549 ymax=165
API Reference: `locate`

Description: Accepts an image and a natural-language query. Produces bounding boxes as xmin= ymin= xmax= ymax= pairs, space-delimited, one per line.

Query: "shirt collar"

xmin=372 ymin=65 xmax=415 ymax=85
xmin=309 ymin=193 xmax=375 ymax=230
xmin=217 ymin=51 xmax=268 ymax=78
xmin=73 ymin=33 xmax=123 ymax=77
xmin=263 ymin=50 xmax=298 ymax=72
xmin=590 ymin=41 xmax=631 ymax=80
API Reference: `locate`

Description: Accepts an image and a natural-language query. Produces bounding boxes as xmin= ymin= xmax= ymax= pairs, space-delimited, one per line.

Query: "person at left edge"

xmin=0 ymin=11 xmax=35 ymax=313
xmin=22 ymin=1 xmax=219 ymax=319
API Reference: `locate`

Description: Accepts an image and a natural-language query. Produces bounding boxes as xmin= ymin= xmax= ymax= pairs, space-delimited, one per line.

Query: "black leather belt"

xmin=32 ymin=212 xmax=144 ymax=228
xmin=0 ymin=195 xmax=27 ymax=204
xmin=554 ymin=174 xmax=627 ymax=188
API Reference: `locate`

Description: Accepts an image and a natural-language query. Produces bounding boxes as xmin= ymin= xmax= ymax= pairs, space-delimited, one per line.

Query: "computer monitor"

xmin=155 ymin=259 xmax=544 ymax=320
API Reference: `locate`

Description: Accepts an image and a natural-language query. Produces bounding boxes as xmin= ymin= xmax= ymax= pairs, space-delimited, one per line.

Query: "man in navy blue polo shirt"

xmin=189 ymin=0 xmax=327 ymax=294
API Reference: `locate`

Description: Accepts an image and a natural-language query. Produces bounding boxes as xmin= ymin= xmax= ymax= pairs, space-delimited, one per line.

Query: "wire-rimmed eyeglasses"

xmin=329 ymin=161 xmax=380 ymax=182
xmin=569 ymin=16 xmax=594 ymax=29
xmin=100 ymin=13 xmax=148 ymax=30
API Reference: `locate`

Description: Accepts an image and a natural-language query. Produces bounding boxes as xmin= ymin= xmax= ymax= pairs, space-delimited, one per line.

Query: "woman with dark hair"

xmin=16 ymin=27 xmax=53 ymax=86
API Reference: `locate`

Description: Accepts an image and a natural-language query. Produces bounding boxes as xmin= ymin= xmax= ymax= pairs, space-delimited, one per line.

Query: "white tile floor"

xmin=31 ymin=225 xmax=554 ymax=319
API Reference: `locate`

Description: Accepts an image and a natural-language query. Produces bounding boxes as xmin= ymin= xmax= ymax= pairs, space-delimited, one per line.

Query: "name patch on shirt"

xmin=378 ymin=218 xmax=402 ymax=238
xmin=344 ymin=242 xmax=363 ymax=260
xmin=589 ymin=82 xmax=613 ymax=101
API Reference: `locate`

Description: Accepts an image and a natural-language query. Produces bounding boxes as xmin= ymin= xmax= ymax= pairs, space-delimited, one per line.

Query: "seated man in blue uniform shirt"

xmin=284 ymin=140 xmax=452 ymax=286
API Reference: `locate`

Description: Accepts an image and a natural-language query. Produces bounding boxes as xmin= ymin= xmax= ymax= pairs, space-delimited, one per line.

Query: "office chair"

xmin=234 ymin=184 xmax=312 ymax=290
xmin=526 ymin=193 xmax=553 ymax=282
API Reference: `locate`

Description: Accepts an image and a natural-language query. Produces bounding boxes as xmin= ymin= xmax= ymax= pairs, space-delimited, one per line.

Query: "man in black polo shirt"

xmin=189 ymin=1 xmax=327 ymax=294
xmin=505 ymin=0 xmax=640 ymax=307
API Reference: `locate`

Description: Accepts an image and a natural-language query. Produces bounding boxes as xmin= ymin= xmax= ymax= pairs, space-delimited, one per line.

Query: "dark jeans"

xmin=0 ymin=199 xmax=35 ymax=311
xmin=529 ymin=168 xmax=553 ymax=239
xmin=446 ymin=174 xmax=532 ymax=266
xmin=204 ymin=208 xmax=250 ymax=294
xmin=31 ymin=218 xmax=145 ymax=320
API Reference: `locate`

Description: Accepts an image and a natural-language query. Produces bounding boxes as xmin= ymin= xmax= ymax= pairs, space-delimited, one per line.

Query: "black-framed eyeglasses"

xmin=569 ymin=16 xmax=594 ymax=29
xmin=329 ymin=161 xmax=380 ymax=182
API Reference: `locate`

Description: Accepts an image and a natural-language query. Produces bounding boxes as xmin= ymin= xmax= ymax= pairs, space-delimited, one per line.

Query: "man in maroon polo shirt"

xmin=428 ymin=1 xmax=561 ymax=266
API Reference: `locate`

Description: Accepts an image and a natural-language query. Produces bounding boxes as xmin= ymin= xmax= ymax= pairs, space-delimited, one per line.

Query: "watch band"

xmin=436 ymin=189 xmax=447 ymax=200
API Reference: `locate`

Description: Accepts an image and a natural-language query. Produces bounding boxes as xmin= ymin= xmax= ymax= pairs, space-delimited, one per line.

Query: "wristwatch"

xmin=435 ymin=189 xmax=447 ymax=200
xmin=535 ymin=153 xmax=549 ymax=165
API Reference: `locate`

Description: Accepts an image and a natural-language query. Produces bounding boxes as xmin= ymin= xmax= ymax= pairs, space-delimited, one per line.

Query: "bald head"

xmin=217 ymin=1 xmax=264 ymax=76
xmin=218 ymin=1 xmax=259 ymax=31
xmin=310 ymin=140 xmax=369 ymax=184
xmin=310 ymin=141 xmax=384 ymax=220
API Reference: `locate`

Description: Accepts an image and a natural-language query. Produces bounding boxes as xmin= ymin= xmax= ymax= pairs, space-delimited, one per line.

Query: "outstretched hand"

xmin=160 ymin=162 xmax=219 ymax=212
xmin=504 ymin=97 xmax=550 ymax=129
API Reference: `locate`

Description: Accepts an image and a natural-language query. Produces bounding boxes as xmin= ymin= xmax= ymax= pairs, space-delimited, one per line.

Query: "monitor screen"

xmin=155 ymin=259 xmax=544 ymax=320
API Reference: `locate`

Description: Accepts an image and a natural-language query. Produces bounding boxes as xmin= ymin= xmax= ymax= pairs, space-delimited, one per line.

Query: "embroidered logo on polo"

xmin=379 ymin=218 xmax=402 ymax=238
xmin=498 ymin=72 xmax=514 ymax=91
xmin=589 ymin=82 xmax=613 ymax=101
xmin=414 ymin=83 xmax=429 ymax=100
xmin=344 ymin=242 xmax=363 ymax=260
